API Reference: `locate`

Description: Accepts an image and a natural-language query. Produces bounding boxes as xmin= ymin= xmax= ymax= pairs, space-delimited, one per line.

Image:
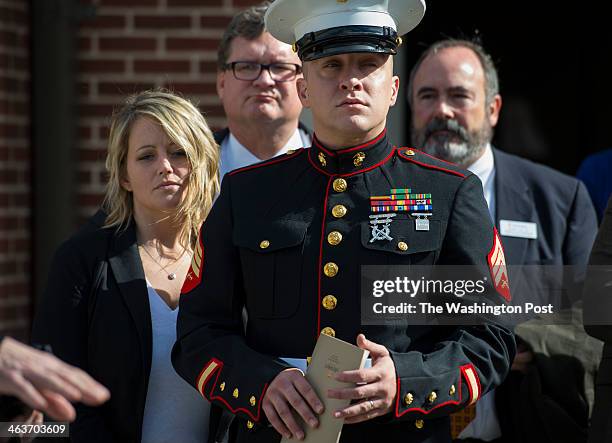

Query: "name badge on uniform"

xmin=412 ymin=212 xmax=432 ymax=231
xmin=499 ymin=219 xmax=538 ymax=239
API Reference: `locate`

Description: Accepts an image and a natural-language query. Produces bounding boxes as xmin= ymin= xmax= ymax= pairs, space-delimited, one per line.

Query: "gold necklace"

xmin=139 ymin=244 xmax=186 ymax=280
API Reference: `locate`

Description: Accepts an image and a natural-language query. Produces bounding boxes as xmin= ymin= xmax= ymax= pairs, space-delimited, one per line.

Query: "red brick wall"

xmin=0 ymin=0 xmax=30 ymax=338
xmin=76 ymin=0 xmax=260 ymax=220
xmin=0 ymin=0 xmax=264 ymax=336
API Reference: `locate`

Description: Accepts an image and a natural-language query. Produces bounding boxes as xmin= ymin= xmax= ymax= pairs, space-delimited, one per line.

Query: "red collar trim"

xmin=227 ymin=149 xmax=304 ymax=176
xmin=405 ymin=147 xmax=465 ymax=169
xmin=312 ymin=129 xmax=387 ymax=156
xmin=396 ymin=148 xmax=466 ymax=178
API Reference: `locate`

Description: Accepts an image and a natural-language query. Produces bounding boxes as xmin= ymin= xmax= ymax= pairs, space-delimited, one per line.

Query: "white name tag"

xmin=499 ymin=219 xmax=538 ymax=239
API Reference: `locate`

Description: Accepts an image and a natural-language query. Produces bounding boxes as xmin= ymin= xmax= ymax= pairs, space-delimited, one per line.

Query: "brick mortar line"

xmin=77 ymin=97 xmax=222 ymax=108
xmin=0 ymin=92 xmax=29 ymax=100
xmin=77 ymin=74 xmax=219 ymax=82
xmin=0 ymin=185 xmax=29 ymax=192
xmin=0 ymin=249 xmax=30 ymax=256
xmin=0 ymin=279 xmax=29 ymax=286
xmin=80 ymin=31 xmax=226 ymax=39
xmin=0 ymin=143 xmax=28 ymax=149
xmin=0 ymin=71 xmax=29 ymax=77
xmin=0 ymin=0 xmax=27 ymax=10
xmin=0 ymin=47 xmax=27 ymax=56
xmin=0 ymin=115 xmax=28 ymax=123
xmin=0 ymin=145 xmax=32 ymax=152
xmin=0 ymin=160 xmax=29 ymax=167
xmin=78 ymin=51 xmax=217 ymax=59
xmin=93 ymin=6 xmax=235 ymax=14
xmin=0 ymin=299 xmax=30 ymax=310
xmin=0 ymin=319 xmax=30 ymax=331
xmin=0 ymin=24 xmax=29 ymax=33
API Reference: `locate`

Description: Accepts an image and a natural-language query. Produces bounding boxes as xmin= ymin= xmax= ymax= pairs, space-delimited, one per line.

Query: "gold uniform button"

xmin=321 ymin=327 xmax=336 ymax=337
xmin=327 ymin=231 xmax=343 ymax=245
xmin=286 ymin=149 xmax=296 ymax=155
xmin=353 ymin=152 xmax=366 ymax=167
xmin=233 ymin=388 xmax=239 ymax=399
xmin=246 ymin=420 xmax=254 ymax=430
xmin=449 ymin=385 xmax=456 ymax=396
xmin=249 ymin=396 xmax=256 ymax=407
xmin=428 ymin=391 xmax=437 ymax=404
xmin=415 ymin=419 xmax=424 ymax=429
xmin=323 ymin=262 xmax=338 ymax=277
xmin=220 ymin=382 xmax=225 ymax=391
xmin=259 ymin=240 xmax=270 ymax=249
xmin=318 ymin=152 xmax=327 ymax=167
xmin=404 ymin=392 xmax=414 ymax=406
xmin=322 ymin=295 xmax=338 ymax=310
xmin=332 ymin=204 xmax=347 ymax=218
xmin=333 ymin=178 xmax=347 ymax=192
xmin=397 ymin=241 xmax=408 ymax=251
xmin=405 ymin=149 xmax=415 ymax=156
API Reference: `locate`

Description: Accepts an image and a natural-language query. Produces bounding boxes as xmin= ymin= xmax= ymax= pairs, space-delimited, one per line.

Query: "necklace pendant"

xmin=168 ymin=272 xmax=176 ymax=280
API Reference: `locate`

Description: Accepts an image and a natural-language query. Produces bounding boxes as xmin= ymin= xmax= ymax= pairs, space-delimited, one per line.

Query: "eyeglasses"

xmin=223 ymin=61 xmax=302 ymax=82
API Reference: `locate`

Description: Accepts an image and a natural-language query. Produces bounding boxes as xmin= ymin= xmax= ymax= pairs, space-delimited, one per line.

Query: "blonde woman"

xmin=32 ymin=89 xmax=219 ymax=443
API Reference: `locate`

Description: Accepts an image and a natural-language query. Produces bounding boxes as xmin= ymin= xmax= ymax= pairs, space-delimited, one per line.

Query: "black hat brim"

xmin=297 ymin=25 xmax=399 ymax=62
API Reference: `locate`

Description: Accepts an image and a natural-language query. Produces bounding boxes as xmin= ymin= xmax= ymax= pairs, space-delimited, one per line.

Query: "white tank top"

xmin=141 ymin=282 xmax=210 ymax=443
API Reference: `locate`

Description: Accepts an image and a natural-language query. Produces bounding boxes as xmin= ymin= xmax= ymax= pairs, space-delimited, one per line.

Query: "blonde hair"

xmin=103 ymin=89 xmax=220 ymax=250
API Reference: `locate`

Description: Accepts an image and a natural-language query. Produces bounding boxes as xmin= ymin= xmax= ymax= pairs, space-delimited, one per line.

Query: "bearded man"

xmin=408 ymin=39 xmax=598 ymax=443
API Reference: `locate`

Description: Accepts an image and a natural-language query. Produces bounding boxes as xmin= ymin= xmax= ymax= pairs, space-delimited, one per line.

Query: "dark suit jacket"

xmin=493 ymin=148 xmax=597 ymax=268
xmin=491 ymin=148 xmax=598 ymax=442
xmin=30 ymin=212 xmax=208 ymax=443
xmin=209 ymin=124 xmax=312 ymax=442
xmin=213 ymin=128 xmax=229 ymax=145
xmin=583 ymin=196 xmax=612 ymax=443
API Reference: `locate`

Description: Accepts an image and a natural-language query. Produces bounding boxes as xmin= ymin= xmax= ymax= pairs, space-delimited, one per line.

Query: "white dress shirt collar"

xmin=460 ymin=145 xmax=501 ymax=440
xmin=219 ymin=128 xmax=305 ymax=178
xmin=466 ymin=144 xmax=496 ymax=221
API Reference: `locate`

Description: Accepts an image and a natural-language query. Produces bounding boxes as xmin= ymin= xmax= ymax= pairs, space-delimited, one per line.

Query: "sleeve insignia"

xmin=487 ymin=228 xmax=511 ymax=302
xmin=181 ymin=233 xmax=204 ymax=294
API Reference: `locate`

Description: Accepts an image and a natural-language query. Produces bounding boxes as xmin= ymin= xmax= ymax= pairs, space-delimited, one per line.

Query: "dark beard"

xmin=410 ymin=117 xmax=492 ymax=167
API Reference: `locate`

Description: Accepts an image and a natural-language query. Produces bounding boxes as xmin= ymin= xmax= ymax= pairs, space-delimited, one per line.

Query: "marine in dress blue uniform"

xmin=172 ymin=2 xmax=515 ymax=442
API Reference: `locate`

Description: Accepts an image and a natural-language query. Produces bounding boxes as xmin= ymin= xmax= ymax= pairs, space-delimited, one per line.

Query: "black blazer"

xmin=207 ymin=123 xmax=313 ymax=442
xmin=31 ymin=212 xmax=208 ymax=442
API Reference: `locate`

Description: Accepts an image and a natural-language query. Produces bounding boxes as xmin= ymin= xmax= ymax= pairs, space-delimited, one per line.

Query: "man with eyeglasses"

xmin=216 ymin=2 xmax=310 ymax=178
